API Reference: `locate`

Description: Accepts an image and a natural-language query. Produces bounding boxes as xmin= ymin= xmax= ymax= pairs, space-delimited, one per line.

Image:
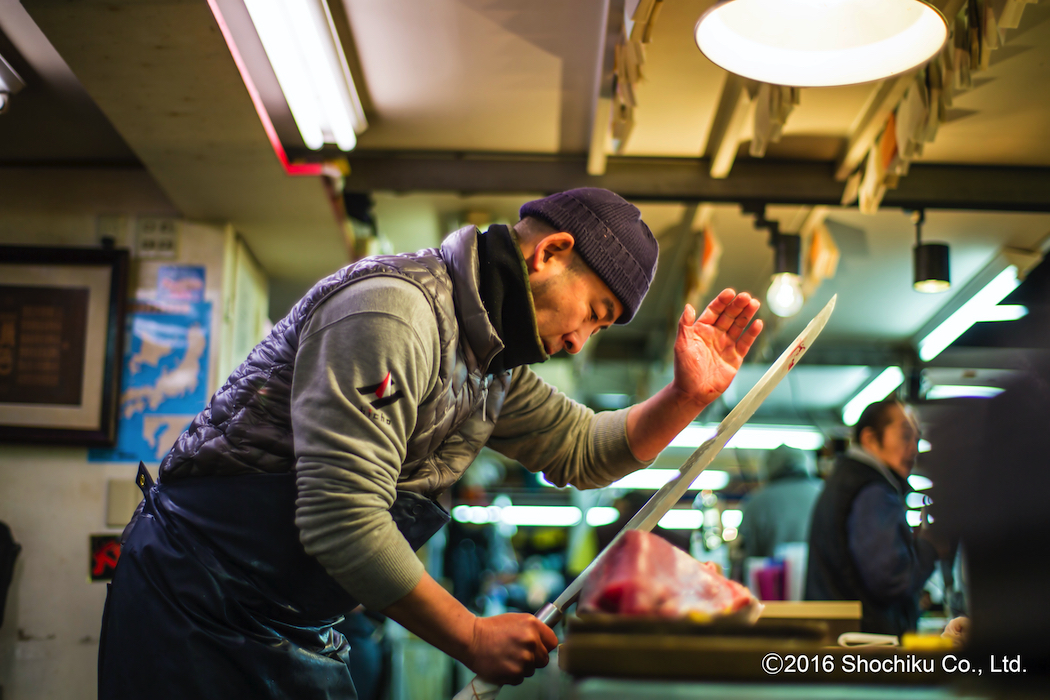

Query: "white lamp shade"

xmin=695 ymin=0 xmax=948 ymax=87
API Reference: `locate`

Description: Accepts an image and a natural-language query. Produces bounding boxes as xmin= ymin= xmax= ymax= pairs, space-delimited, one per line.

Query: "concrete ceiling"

xmin=5 ymin=0 xmax=346 ymax=287
xmin=2 ymin=0 xmax=1050 ymax=422
xmin=345 ymin=0 xmax=605 ymax=153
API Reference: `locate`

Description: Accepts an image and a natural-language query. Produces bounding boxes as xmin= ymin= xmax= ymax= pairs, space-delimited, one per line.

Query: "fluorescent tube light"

xmin=658 ymin=510 xmax=703 ymax=530
xmin=244 ymin=0 xmax=365 ymax=151
xmin=842 ymin=367 xmax=905 ymax=426
xmin=974 ymin=305 xmax=1028 ymax=322
xmin=585 ymin=507 xmax=620 ymax=527
xmin=908 ymin=474 xmax=933 ymax=490
xmin=720 ymin=509 xmax=743 ymax=529
xmin=906 ymin=492 xmax=931 ymax=509
xmin=926 ymin=385 xmax=1004 ymax=400
xmin=501 ymin=505 xmax=582 ymax=527
xmin=608 ymin=469 xmax=730 ymax=491
xmin=918 ymin=266 xmax=1021 ymax=361
xmin=906 ymin=510 xmax=923 ymax=527
xmin=918 ymin=439 xmax=931 ymax=453
xmin=451 ymin=505 xmax=501 ymax=524
xmin=451 ymin=504 xmax=583 ymax=527
xmin=0 ymin=50 xmax=25 ymax=116
xmin=670 ymin=424 xmax=825 ymax=450
xmin=0 ymin=52 xmax=24 ymax=94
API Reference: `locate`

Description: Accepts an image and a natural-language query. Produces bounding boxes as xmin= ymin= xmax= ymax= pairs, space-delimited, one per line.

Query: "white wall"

xmin=0 ymin=215 xmax=229 ymax=700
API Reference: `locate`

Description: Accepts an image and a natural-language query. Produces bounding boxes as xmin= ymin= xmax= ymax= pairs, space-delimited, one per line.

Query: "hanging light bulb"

xmin=695 ymin=0 xmax=948 ymax=87
xmin=767 ymin=233 xmax=804 ymax=317
xmin=767 ymin=273 xmax=804 ymax=317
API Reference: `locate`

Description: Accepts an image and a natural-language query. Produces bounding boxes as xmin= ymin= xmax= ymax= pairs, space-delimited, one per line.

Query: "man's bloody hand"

xmin=673 ymin=288 xmax=763 ymax=407
xmin=465 ymin=613 xmax=559 ymax=685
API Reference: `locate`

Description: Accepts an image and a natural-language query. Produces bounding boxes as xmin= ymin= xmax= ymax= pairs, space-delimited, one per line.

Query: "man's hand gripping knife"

xmin=381 ymin=572 xmax=558 ymax=686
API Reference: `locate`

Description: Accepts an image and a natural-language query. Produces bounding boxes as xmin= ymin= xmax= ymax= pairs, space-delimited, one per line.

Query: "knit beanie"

xmin=519 ymin=188 xmax=658 ymax=324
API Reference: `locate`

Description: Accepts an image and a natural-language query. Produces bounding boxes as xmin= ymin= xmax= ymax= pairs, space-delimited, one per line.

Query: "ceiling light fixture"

xmin=0 ymin=51 xmax=26 ymax=116
xmin=908 ymin=474 xmax=933 ymax=490
xmin=243 ymin=0 xmax=366 ymax=151
xmin=539 ymin=425 xmax=825 ymax=490
xmin=658 ymin=510 xmax=704 ymax=530
xmin=585 ymin=507 xmax=620 ymax=527
xmin=975 ymin=305 xmax=1028 ymax=322
xmin=207 ymin=0 xmax=322 ymax=174
xmin=918 ymin=266 xmax=1022 ymax=361
xmin=925 ymin=385 xmax=1005 ymax=400
xmin=671 ymin=424 xmax=825 ymax=451
xmin=609 ymin=469 xmax=731 ymax=492
xmin=540 ymin=468 xmax=731 ymax=491
xmin=451 ymin=504 xmax=584 ymax=527
xmin=842 ymin=366 xmax=905 ymax=426
xmin=768 ymin=234 xmax=804 ymax=317
xmin=747 ymin=204 xmax=804 ymax=317
xmin=912 ymin=209 xmax=950 ymax=293
xmin=695 ymin=0 xmax=948 ymax=87
xmin=720 ymin=509 xmax=744 ymax=529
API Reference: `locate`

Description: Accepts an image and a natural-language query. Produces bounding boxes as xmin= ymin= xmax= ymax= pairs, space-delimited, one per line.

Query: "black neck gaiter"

xmin=476 ymin=224 xmax=548 ymax=374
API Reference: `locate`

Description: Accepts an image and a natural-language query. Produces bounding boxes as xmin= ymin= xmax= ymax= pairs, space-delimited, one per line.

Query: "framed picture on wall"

xmin=0 ymin=246 xmax=129 ymax=446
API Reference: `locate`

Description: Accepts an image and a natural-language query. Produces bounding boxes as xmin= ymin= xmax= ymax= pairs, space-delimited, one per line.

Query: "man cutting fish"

xmin=98 ymin=188 xmax=763 ymax=699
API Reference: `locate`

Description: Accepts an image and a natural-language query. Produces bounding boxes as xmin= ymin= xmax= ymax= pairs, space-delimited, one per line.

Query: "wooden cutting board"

xmin=560 ymin=615 xmax=952 ymax=684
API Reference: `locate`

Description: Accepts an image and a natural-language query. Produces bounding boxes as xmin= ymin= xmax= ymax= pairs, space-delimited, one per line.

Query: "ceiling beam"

xmin=834 ymin=71 xmax=917 ymax=181
xmin=704 ymin=75 xmax=754 ymax=179
xmin=0 ymin=166 xmax=179 ymax=216
xmin=344 ymin=152 xmax=1050 ymax=212
xmin=834 ymin=0 xmax=968 ymax=182
xmin=587 ymin=0 xmax=625 ymax=176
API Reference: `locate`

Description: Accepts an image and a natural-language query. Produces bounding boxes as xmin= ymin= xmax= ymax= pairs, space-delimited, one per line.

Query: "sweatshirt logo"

xmin=357 ymin=371 xmax=404 ymax=409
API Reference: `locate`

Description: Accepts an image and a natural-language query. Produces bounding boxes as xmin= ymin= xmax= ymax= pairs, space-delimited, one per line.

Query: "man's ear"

xmin=528 ymin=232 xmax=575 ymax=272
xmin=858 ymin=426 xmax=879 ymax=451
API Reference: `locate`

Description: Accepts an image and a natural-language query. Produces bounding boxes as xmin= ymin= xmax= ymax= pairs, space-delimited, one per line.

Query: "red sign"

xmin=90 ymin=534 xmax=122 ymax=582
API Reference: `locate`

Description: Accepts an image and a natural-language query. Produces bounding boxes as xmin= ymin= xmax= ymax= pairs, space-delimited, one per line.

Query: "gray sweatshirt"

xmin=291 ymin=276 xmax=651 ymax=610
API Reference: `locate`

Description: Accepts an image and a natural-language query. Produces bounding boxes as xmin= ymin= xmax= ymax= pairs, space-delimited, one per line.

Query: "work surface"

xmin=564 ymin=679 xmax=990 ymax=700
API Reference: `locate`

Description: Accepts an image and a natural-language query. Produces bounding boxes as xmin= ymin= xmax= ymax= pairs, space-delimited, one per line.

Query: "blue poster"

xmin=89 ymin=299 xmax=211 ymax=464
xmin=157 ymin=265 xmax=206 ymax=303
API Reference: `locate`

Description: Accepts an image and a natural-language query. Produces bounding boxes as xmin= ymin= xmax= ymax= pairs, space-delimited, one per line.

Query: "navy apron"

xmin=98 ymin=463 xmax=449 ymax=700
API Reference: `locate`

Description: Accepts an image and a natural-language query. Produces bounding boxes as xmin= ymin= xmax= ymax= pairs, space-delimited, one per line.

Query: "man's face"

xmin=523 ymin=233 xmax=624 ymax=356
xmin=862 ymin=404 xmax=920 ymax=478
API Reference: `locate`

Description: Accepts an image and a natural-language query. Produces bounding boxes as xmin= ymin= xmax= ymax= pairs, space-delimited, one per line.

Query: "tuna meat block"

xmin=579 ymin=530 xmax=761 ymax=621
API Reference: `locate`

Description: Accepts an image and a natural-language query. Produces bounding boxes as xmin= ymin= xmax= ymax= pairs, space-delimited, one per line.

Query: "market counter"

xmin=563 ymin=679 xmax=989 ymax=700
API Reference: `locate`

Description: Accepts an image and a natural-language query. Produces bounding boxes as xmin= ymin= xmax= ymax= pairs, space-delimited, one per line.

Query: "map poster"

xmin=88 ymin=299 xmax=211 ymax=464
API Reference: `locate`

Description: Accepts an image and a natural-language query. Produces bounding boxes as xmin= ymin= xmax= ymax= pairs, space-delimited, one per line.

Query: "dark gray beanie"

xmin=519 ymin=188 xmax=658 ymax=324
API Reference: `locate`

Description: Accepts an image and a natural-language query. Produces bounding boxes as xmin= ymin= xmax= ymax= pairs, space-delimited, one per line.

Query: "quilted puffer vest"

xmin=159 ymin=226 xmax=513 ymax=498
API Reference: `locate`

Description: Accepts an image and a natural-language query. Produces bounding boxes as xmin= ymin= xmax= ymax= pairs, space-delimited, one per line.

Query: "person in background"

xmin=805 ymin=398 xmax=944 ymax=635
xmin=738 ymin=445 xmax=823 ymax=560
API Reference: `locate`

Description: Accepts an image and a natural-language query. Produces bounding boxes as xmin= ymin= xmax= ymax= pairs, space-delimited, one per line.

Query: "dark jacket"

xmin=806 ymin=452 xmax=937 ymax=635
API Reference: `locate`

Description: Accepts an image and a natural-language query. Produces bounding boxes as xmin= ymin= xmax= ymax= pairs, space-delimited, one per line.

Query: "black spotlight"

xmin=912 ymin=209 xmax=950 ymax=293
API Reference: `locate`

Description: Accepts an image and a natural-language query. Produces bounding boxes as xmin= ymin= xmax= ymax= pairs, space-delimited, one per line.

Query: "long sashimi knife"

xmin=454 ymin=295 xmax=837 ymax=700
